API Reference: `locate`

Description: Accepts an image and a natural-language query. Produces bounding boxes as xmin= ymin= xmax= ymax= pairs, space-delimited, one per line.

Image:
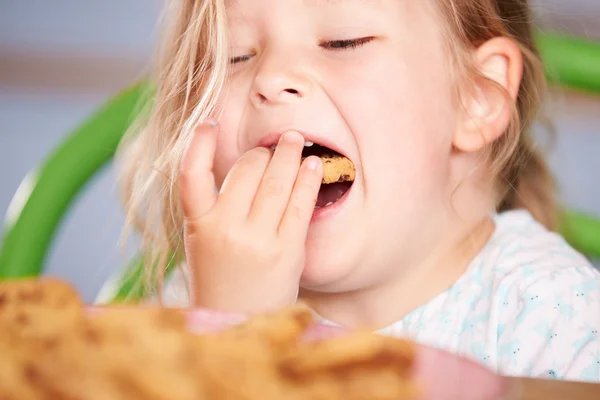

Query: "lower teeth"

xmin=314 ymin=182 xmax=353 ymax=209
xmin=314 ymin=201 xmax=335 ymax=210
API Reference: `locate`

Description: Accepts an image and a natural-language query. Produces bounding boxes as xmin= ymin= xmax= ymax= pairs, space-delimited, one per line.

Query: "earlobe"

xmin=453 ymin=37 xmax=524 ymax=153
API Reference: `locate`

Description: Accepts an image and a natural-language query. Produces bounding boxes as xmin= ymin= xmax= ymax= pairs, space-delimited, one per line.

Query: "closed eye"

xmin=230 ymin=36 xmax=374 ymax=64
xmin=230 ymin=54 xmax=253 ymax=65
xmin=320 ymin=36 xmax=374 ymax=51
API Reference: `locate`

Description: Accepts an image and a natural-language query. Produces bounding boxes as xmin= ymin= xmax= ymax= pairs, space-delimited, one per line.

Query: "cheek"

xmin=372 ymin=73 xmax=453 ymax=172
xmin=332 ymin=46 xmax=456 ymax=190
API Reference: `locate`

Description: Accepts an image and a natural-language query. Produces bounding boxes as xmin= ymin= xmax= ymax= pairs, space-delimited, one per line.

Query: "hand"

xmin=179 ymin=122 xmax=323 ymax=313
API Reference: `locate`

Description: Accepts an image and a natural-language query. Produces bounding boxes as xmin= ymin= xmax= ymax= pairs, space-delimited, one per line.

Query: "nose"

xmin=250 ymin=51 xmax=310 ymax=107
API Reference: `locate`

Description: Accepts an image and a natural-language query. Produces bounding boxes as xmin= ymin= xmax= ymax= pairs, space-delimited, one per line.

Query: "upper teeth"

xmin=271 ymin=141 xmax=314 ymax=150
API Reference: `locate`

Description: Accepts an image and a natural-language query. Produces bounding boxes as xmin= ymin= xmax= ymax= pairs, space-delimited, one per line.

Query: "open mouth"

xmin=300 ymin=142 xmax=355 ymax=209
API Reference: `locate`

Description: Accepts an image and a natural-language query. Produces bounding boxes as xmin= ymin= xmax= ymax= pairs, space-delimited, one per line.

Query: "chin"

xmin=299 ymin=241 xmax=359 ymax=292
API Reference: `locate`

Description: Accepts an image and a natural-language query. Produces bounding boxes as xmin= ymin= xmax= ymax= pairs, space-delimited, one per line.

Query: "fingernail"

xmin=281 ymin=131 xmax=303 ymax=144
xmin=306 ymin=156 xmax=322 ymax=171
xmin=201 ymin=119 xmax=218 ymax=128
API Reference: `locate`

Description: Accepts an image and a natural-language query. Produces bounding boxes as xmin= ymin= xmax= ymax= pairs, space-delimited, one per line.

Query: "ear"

xmin=453 ymin=37 xmax=523 ymax=153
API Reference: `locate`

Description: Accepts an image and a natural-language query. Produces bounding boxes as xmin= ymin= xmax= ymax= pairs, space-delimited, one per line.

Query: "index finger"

xmin=179 ymin=121 xmax=219 ymax=221
xmin=279 ymin=156 xmax=323 ymax=239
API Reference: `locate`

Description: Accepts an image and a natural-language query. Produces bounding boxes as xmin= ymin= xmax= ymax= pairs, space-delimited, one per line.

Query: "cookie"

xmin=0 ymin=337 xmax=50 ymax=400
xmin=278 ymin=333 xmax=417 ymax=400
xmin=303 ymin=154 xmax=355 ymax=184
xmin=0 ymin=278 xmax=417 ymax=400
xmin=0 ymin=278 xmax=83 ymax=339
xmin=220 ymin=306 xmax=314 ymax=350
xmin=36 ymin=308 xmax=206 ymax=400
xmin=279 ymin=332 xmax=414 ymax=378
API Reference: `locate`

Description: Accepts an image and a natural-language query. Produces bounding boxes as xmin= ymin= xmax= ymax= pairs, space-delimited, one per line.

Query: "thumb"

xmin=179 ymin=120 xmax=219 ymax=221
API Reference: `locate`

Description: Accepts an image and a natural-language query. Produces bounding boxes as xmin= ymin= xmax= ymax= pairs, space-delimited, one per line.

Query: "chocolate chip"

xmin=18 ymin=289 xmax=44 ymax=303
xmin=16 ymin=313 xmax=29 ymax=326
xmin=44 ymin=338 xmax=58 ymax=350
xmin=0 ymin=294 xmax=6 ymax=306
xmin=24 ymin=363 xmax=40 ymax=383
xmin=58 ymin=296 xmax=71 ymax=307
xmin=83 ymin=328 xmax=102 ymax=344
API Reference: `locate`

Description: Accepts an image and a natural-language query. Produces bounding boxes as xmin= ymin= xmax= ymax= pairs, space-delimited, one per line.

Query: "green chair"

xmin=1 ymin=32 xmax=600 ymax=304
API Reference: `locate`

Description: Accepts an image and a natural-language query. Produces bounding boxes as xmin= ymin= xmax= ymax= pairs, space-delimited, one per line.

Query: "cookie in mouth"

xmin=269 ymin=141 xmax=355 ymax=209
xmin=301 ymin=143 xmax=355 ymax=209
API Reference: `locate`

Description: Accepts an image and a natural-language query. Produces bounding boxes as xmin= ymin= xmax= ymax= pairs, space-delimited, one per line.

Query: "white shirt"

xmin=163 ymin=210 xmax=600 ymax=381
xmin=367 ymin=210 xmax=600 ymax=381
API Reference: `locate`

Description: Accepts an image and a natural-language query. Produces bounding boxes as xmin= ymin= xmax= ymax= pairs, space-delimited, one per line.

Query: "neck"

xmin=299 ymin=215 xmax=495 ymax=330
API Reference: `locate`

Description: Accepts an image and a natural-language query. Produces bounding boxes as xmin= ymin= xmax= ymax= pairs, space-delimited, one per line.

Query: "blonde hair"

xmin=117 ymin=0 xmax=229 ymax=295
xmin=434 ymin=0 xmax=556 ymax=228
xmin=117 ymin=0 xmax=556 ymax=296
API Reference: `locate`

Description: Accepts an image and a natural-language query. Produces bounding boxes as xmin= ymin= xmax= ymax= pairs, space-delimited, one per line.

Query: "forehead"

xmin=306 ymin=0 xmax=371 ymax=5
xmin=224 ymin=0 xmax=440 ymax=39
xmin=225 ymin=0 xmax=390 ymax=13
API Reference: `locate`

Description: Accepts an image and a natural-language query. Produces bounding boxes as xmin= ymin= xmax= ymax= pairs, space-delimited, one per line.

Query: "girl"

xmin=118 ymin=0 xmax=600 ymax=381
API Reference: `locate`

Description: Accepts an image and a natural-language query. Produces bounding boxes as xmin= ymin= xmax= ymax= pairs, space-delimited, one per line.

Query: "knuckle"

xmin=236 ymin=226 xmax=279 ymax=259
xmin=186 ymin=213 xmax=216 ymax=236
xmin=232 ymin=148 xmax=271 ymax=171
xmin=246 ymin=147 xmax=272 ymax=162
xmin=178 ymin=165 xmax=194 ymax=189
xmin=209 ymin=223 xmax=244 ymax=250
xmin=261 ymin=176 xmax=284 ymax=197
xmin=257 ymin=240 xmax=283 ymax=263
xmin=287 ymin=204 xmax=303 ymax=221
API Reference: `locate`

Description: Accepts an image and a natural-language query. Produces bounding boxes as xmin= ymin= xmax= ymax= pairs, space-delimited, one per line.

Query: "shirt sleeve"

xmin=497 ymin=264 xmax=600 ymax=382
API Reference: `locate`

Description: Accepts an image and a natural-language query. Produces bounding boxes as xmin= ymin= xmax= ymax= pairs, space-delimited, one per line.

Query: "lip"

xmin=310 ymin=180 xmax=354 ymax=223
xmin=257 ymin=131 xmax=350 ymax=159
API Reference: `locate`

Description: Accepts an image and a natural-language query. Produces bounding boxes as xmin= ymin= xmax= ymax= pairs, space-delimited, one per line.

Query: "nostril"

xmin=253 ymin=87 xmax=301 ymax=105
xmin=256 ymin=93 xmax=267 ymax=103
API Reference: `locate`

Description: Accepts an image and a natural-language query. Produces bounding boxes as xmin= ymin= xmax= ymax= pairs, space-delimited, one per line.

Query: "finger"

xmin=216 ymin=147 xmax=272 ymax=219
xmin=249 ymin=131 xmax=305 ymax=228
xmin=179 ymin=120 xmax=219 ymax=221
xmin=279 ymin=156 xmax=322 ymax=239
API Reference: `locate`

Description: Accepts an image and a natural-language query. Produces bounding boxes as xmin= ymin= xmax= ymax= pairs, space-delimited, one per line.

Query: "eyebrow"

xmin=311 ymin=0 xmax=369 ymax=5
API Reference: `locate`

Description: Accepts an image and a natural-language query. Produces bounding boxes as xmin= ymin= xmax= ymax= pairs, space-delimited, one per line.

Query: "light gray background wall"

xmin=1 ymin=0 xmax=599 ymax=302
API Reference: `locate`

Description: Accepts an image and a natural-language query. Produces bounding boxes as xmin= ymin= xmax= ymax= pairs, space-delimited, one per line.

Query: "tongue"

xmin=316 ymin=182 xmax=351 ymax=208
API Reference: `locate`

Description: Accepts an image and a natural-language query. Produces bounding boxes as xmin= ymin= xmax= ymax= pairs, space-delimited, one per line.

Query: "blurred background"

xmin=1 ymin=0 xmax=599 ymax=302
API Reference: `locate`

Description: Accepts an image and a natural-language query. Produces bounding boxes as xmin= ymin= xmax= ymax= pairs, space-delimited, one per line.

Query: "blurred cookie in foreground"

xmin=0 ymin=278 xmax=83 ymax=339
xmin=0 ymin=278 xmax=417 ymax=400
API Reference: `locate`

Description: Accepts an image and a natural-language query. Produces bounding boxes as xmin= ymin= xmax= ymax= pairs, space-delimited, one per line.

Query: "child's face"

xmin=214 ymin=0 xmax=460 ymax=291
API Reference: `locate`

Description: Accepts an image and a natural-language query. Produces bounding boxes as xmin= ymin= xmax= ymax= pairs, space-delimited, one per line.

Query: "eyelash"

xmin=320 ymin=36 xmax=375 ymax=51
xmin=229 ymin=36 xmax=374 ymax=65
xmin=230 ymin=54 xmax=253 ymax=65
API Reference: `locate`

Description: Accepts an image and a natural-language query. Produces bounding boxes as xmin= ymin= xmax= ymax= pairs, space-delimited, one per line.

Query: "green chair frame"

xmin=1 ymin=32 xmax=600 ymax=303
